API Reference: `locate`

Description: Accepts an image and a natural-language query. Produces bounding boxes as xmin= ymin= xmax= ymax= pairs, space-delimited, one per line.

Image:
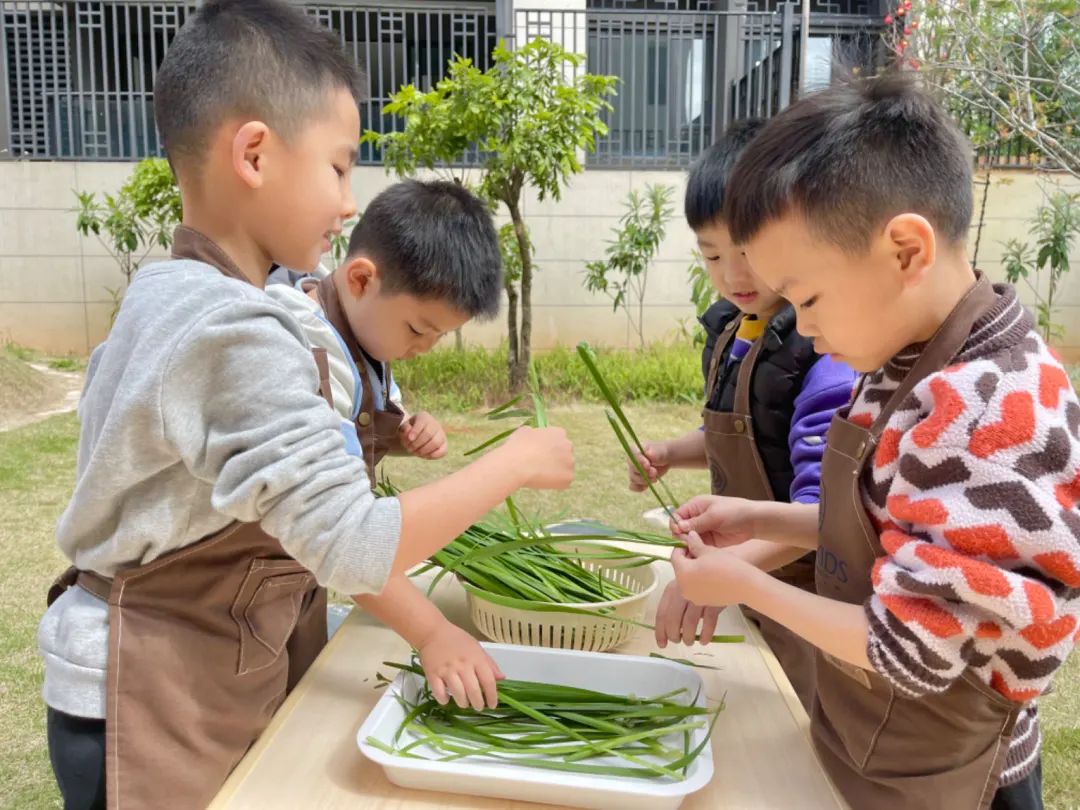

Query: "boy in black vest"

xmin=629 ymin=119 xmax=856 ymax=709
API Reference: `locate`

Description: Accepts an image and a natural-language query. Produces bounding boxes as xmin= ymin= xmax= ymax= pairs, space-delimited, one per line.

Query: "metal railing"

xmin=515 ymin=5 xmax=796 ymax=168
xmin=0 ymin=0 xmax=498 ymax=161
xmin=728 ymin=5 xmax=791 ymax=124
xmin=1 ymin=0 xmax=196 ymax=159
xmin=957 ymin=105 xmax=1045 ymax=170
xmin=2 ymin=0 xmax=1015 ymax=170
xmin=307 ymin=2 xmax=499 ymax=164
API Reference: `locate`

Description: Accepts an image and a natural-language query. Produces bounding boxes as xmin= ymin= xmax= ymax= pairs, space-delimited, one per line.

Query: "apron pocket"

xmin=863 ymin=677 xmax=1018 ymax=779
xmin=231 ymin=560 xmax=314 ymax=676
xmin=815 ymin=651 xmax=896 ymax=769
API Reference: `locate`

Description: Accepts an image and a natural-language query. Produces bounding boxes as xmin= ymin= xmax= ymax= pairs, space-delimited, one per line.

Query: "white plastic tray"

xmin=356 ymin=643 xmax=716 ymax=810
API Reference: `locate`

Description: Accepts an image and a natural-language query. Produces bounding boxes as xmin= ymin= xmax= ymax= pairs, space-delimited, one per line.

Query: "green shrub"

xmin=394 ymin=343 xmax=703 ymax=412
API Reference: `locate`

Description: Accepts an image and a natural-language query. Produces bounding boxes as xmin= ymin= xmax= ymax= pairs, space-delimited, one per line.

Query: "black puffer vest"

xmin=701 ymin=300 xmax=817 ymax=502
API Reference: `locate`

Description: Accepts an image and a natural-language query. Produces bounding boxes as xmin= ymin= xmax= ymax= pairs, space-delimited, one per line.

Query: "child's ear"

xmin=231 ymin=121 xmax=272 ymax=190
xmin=342 ymin=256 xmax=378 ymax=299
xmin=883 ymin=213 xmax=936 ymax=288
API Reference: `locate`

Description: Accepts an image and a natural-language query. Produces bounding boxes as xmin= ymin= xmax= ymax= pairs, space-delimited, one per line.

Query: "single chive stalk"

xmin=576 ymin=342 xmax=681 ymax=515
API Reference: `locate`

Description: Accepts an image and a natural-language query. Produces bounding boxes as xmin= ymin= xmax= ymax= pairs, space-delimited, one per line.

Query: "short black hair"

xmin=725 ymin=72 xmax=973 ymax=252
xmin=154 ymin=0 xmax=361 ymax=173
xmin=685 ymin=118 xmax=766 ymax=230
xmin=347 ymin=181 xmax=502 ymax=319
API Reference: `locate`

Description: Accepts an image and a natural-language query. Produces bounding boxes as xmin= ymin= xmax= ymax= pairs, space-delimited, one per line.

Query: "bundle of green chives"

xmin=379 ymin=478 xmax=675 ymax=605
xmin=377 ymin=485 xmax=743 ymax=644
xmin=367 ymin=660 xmax=723 ymax=780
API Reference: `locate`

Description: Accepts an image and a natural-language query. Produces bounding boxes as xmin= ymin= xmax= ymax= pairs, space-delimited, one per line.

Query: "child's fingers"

xmin=670 ymin=548 xmax=694 ymax=581
xmin=413 ymin=432 xmax=443 ymax=458
xmin=669 ymin=551 xmax=699 ymax=604
xmin=429 ymin=675 xmax=449 ymax=706
xmin=661 ymin=590 xmax=687 ymax=648
xmin=654 ymin=585 xmax=676 ymax=647
xmin=403 ymin=415 xmax=434 ymax=444
xmin=408 ymin=421 xmax=433 ymax=446
xmin=681 ymin=602 xmax=704 ymax=646
xmin=445 ymin=671 xmax=469 ymax=709
xmin=672 ymin=495 xmax=711 ymax=526
xmin=669 ymin=512 xmax=698 ymax=538
xmin=630 ymin=451 xmax=656 ymax=477
xmin=461 ymin=670 xmax=487 ymax=711
xmin=478 ymin=664 xmax=500 ymax=709
xmin=699 ymin=607 xmax=720 ymax=647
xmin=685 ymin=531 xmax=707 ymax=559
xmin=427 ymin=438 xmax=449 ymax=460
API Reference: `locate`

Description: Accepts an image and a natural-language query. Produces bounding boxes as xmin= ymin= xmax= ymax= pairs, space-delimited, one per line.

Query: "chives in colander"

xmin=374 ymin=481 xmax=743 ymax=645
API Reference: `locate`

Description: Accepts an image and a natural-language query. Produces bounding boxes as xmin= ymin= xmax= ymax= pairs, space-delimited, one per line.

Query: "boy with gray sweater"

xmin=37 ymin=2 xmax=574 ymax=808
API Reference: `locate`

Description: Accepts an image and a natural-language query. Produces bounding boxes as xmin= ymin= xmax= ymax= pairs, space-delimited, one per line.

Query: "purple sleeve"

xmin=788 ymin=355 xmax=858 ymax=504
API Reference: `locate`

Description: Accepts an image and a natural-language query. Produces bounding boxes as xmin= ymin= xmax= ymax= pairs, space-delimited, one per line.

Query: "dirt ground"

xmin=0 ymin=356 xmax=83 ymax=433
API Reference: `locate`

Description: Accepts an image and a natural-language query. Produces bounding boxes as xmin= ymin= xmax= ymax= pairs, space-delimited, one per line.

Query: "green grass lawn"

xmin=1 ymin=414 xmax=78 ymax=810
xmin=2 ymin=405 xmax=1079 ymax=808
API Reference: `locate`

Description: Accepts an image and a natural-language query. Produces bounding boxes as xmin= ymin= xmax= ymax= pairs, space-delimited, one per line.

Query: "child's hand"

xmin=670 ymin=532 xmax=754 ymax=608
xmin=654 ymin=580 xmax=721 ymax=648
xmin=417 ymin=624 xmax=505 ymax=710
xmin=399 ymin=412 xmax=448 ymax=460
xmin=503 ymin=426 xmax=575 ymax=490
xmin=670 ymin=495 xmax=758 ymax=549
xmin=628 ymin=441 xmax=671 ymax=492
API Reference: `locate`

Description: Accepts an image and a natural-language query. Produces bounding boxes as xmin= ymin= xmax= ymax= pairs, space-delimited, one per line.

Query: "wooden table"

xmin=210 ymin=561 xmax=847 ymax=810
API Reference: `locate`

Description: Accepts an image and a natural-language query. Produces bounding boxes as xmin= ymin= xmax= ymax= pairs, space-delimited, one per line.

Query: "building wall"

xmin=1 ymin=160 xmax=1079 ymax=357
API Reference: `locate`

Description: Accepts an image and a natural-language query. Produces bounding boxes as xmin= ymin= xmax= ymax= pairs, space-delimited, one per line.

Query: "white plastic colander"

xmin=464 ymin=542 xmax=658 ymax=653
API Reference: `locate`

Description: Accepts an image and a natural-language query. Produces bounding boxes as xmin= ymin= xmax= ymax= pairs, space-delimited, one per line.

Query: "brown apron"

xmin=314 ymin=274 xmax=405 ymax=479
xmin=702 ymin=315 xmax=817 ymax=711
xmin=46 ymin=227 xmax=330 ymax=810
xmin=812 ymin=274 xmax=1023 ymax=809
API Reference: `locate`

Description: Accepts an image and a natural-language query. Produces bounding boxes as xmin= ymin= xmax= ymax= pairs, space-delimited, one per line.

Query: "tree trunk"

xmin=454 ymin=327 xmax=464 ymax=351
xmin=508 ymin=198 xmax=531 ymax=393
xmin=506 ymin=277 xmax=520 ymax=389
xmin=971 ymin=173 xmax=991 ymax=267
xmin=637 ymin=273 xmax=647 ymax=349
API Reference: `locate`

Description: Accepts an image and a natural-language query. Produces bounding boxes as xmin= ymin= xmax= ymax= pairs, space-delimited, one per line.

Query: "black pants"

xmin=992 ymin=760 xmax=1044 ymax=810
xmin=47 ymin=708 xmax=106 ymax=810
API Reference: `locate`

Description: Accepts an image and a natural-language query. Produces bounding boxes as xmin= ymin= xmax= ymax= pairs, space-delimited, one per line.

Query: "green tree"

xmin=364 ymin=38 xmax=617 ymax=391
xmin=584 ymin=185 xmax=675 ymax=348
xmin=74 ymin=158 xmax=182 ymax=320
xmin=1002 ymin=190 xmax=1080 ymax=344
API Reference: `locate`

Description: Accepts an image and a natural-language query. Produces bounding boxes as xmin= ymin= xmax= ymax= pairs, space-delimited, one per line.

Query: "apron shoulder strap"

xmin=705 ymin=316 xmax=742 ymax=398
xmin=733 ymin=335 xmax=767 ymax=418
xmin=312 ymin=347 xmax=334 ymax=409
xmin=868 ymin=274 xmax=998 ymax=436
